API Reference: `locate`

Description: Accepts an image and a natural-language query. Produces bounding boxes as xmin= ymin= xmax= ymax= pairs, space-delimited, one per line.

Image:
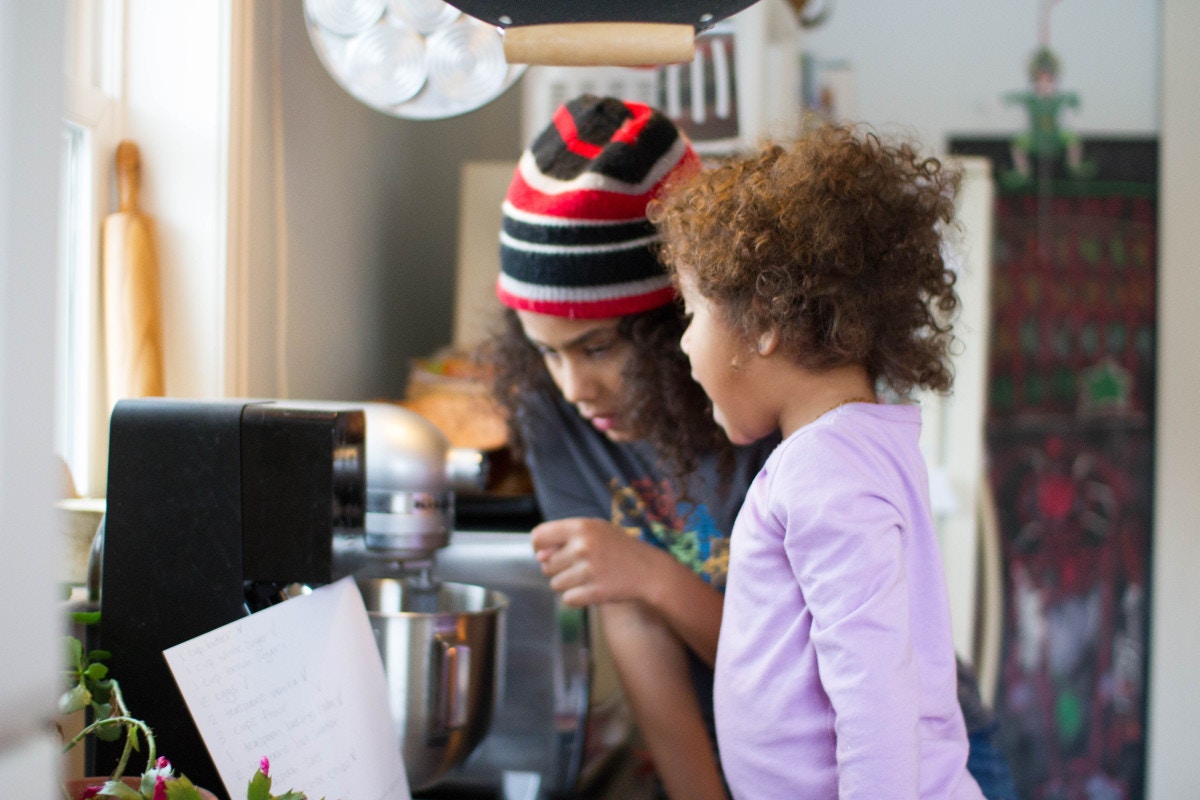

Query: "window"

xmin=59 ymin=0 xmax=122 ymax=496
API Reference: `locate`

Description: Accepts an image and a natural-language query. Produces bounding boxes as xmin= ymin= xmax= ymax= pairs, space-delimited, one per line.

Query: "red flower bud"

xmin=259 ymin=756 xmax=270 ymax=777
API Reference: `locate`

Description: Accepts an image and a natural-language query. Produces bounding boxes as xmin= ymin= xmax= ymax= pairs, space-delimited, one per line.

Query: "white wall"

xmin=123 ymin=1 xmax=232 ymax=402
xmin=0 ymin=1 xmax=64 ymax=796
xmin=1146 ymin=1 xmax=1200 ymax=795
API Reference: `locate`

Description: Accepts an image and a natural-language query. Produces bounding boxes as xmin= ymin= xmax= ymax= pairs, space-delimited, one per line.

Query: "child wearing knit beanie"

xmin=487 ymin=94 xmax=737 ymax=800
xmin=497 ymin=94 xmax=701 ymax=319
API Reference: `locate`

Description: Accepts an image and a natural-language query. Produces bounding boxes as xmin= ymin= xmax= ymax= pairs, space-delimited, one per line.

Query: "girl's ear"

xmin=756 ymin=327 xmax=780 ymax=357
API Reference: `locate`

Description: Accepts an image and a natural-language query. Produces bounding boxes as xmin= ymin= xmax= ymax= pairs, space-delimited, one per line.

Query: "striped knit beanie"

xmin=497 ymin=94 xmax=701 ymax=319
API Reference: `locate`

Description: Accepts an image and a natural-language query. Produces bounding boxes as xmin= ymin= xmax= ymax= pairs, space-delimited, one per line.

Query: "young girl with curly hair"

xmin=651 ymin=124 xmax=987 ymax=799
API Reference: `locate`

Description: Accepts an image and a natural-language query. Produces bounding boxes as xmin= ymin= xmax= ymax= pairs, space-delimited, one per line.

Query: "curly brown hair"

xmin=650 ymin=123 xmax=963 ymax=398
xmin=480 ymin=305 xmax=733 ymax=485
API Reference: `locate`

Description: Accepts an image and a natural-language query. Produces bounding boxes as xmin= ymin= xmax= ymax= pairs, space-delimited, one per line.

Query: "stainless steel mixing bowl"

xmin=357 ymin=577 xmax=507 ymax=791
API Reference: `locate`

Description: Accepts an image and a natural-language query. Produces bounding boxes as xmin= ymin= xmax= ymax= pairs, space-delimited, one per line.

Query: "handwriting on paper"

xmin=164 ymin=577 xmax=410 ymax=799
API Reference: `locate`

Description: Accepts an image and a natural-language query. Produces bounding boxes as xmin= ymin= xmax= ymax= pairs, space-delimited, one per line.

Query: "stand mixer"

xmin=93 ymin=397 xmax=506 ymax=795
xmin=339 ymin=400 xmax=509 ymax=792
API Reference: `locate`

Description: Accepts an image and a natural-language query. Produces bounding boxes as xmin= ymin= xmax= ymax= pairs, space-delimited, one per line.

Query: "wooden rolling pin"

xmin=103 ymin=140 xmax=164 ymax=409
xmin=502 ymin=22 xmax=695 ymax=66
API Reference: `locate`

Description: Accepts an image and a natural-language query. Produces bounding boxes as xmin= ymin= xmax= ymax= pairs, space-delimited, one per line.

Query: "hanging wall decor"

xmin=949 ymin=6 xmax=1157 ymax=796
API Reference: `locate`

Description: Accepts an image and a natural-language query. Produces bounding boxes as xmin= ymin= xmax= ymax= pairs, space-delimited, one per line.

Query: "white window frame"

xmin=59 ymin=0 xmax=124 ymax=497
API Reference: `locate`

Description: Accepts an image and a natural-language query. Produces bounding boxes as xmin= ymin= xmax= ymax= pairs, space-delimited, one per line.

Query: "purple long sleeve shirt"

xmin=713 ymin=403 xmax=984 ymax=799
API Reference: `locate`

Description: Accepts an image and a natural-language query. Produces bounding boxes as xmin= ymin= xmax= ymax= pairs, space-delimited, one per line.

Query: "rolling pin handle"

xmin=502 ymin=22 xmax=695 ymax=67
xmin=115 ymin=140 xmax=141 ymax=213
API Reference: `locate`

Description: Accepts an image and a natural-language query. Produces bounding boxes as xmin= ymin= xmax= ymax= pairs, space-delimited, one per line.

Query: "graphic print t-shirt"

xmin=520 ymin=389 xmax=773 ymax=586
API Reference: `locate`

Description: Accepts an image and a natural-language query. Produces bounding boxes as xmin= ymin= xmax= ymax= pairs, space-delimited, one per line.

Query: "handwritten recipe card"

xmin=164 ymin=577 xmax=410 ymax=799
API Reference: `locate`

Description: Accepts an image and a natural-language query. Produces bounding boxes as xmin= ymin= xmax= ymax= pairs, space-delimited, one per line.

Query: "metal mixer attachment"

xmin=318 ymin=400 xmax=486 ymax=581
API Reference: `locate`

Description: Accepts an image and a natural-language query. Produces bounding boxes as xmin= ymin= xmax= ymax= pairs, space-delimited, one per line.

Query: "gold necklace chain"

xmin=821 ymin=395 xmax=876 ymax=417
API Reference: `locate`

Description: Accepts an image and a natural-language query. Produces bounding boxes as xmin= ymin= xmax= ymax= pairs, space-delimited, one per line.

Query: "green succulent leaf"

xmin=246 ymin=770 xmax=271 ymax=800
xmin=94 ymin=722 xmax=123 ymax=742
xmin=164 ymin=775 xmax=206 ymax=800
xmin=84 ymin=662 xmax=109 ymax=682
xmin=64 ymin=636 xmax=84 ymax=667
xmin=59 ymin=682 xmax=91 ymax=714
xmin=73 ymin=610 xmax=102 ymax=625
xmin=90 ymin=680 xmax=114 ymax=705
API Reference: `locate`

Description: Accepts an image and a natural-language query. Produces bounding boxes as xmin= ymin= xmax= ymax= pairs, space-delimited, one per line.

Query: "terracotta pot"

xmin=63 ymin=776 xmax=220 ymax=800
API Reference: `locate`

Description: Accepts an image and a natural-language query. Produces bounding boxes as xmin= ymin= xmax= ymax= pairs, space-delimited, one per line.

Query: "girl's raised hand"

xmin=530 ymin=517 xmax=665 ymax=607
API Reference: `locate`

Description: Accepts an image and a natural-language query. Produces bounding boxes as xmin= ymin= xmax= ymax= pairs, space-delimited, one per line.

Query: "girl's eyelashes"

xmin=530 ymin=339 xmax=616 ymax=359
xmin=533 ymin=344 xmax=563 ymax=364
xmin=582 ymin=337 xmax=624 ymax=359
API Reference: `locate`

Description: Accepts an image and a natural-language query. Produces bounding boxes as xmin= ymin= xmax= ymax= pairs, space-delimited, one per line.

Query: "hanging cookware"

xmin=304 ymin=0 xmax=525 ymax=120
xmin=440 ymin=0 xmax=761 ymax=26
xmin=439 ymin=0 xmax=761 ymax=66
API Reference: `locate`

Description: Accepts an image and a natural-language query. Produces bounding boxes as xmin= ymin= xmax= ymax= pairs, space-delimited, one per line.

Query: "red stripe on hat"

xmin=506 ymin=145 xmax=701 ymax=222
xmin=506 ymin=169 xmax=661 ymax=221
xmin=555 ymin=98 xmax=654 ymax=159
xmin=609 ymin=101 xmax=653 ymax=147
xmin=496 ymin=283 xmax=677 ymax=319
xmin=553 ymin=103 xmax=603 ymax=159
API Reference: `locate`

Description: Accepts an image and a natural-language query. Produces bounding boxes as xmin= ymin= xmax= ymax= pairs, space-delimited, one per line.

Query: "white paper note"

xmin=164 ymin=576 xmax=410 ymax=800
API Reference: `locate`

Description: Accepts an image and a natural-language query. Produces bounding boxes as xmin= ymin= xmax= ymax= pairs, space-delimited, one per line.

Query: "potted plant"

xmin=60 ymin=614 xmax=318 ymax=800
